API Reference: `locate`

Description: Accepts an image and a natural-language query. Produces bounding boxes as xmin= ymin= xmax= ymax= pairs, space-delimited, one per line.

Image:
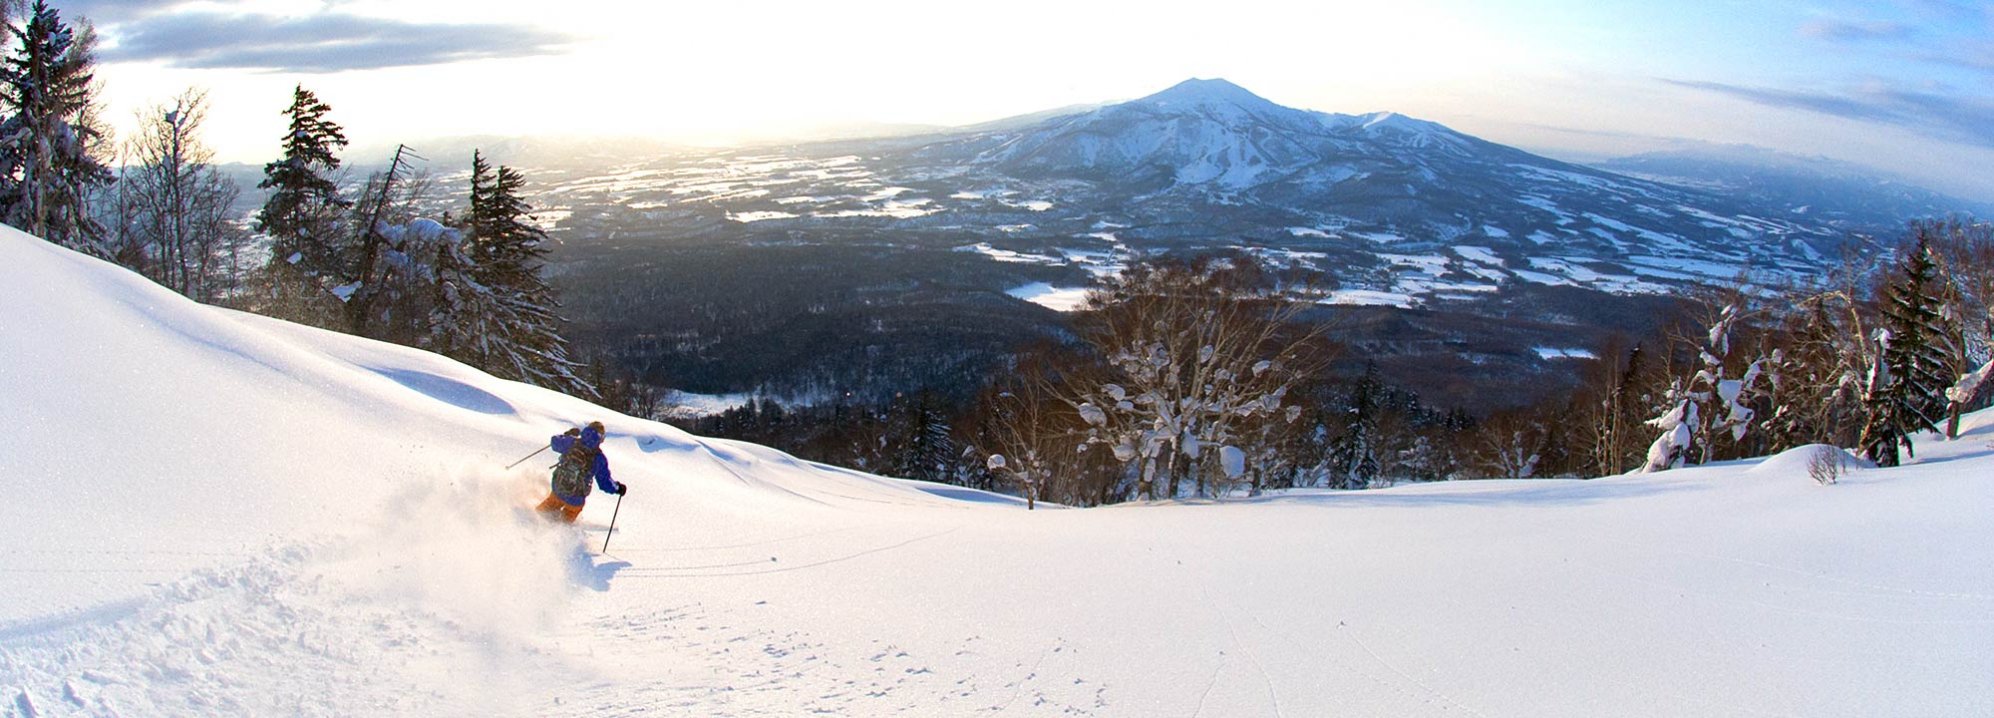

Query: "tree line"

xmin=0 ymin=1 xmax=591 ymax=396
xmin=682 ymin=221 xmax=1993 ymax=506
xmin=1595 ymin=219 xmax=1993 ymax=472
xmin=683 ymin=252 xmax=1493 ymax=506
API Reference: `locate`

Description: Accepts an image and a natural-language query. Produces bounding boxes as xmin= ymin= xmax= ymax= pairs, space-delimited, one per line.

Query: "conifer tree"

xmin=890 ymin=392 xmax=957 ymax=483
xmin=455 ymin=151 xmax=594 ymax=397
xmin=1921 ymin=218 xmax=1994 ymax=438
xmin=254 ymin=85 xmax=349 ymax=326
xmin=0 ymin=0 xmax=110 ymax=251
xmin=465 ymin=152 xmax=548 ymax=296
xmin=1860 ymin=237 xmax=1955 ymax=466
xmin=1330 ymin=364 xmax=1384 ymax=489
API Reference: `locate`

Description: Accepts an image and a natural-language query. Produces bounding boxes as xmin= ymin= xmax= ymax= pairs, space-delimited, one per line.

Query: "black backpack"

xmin=552 ymin=438 xmax=599 ymax=498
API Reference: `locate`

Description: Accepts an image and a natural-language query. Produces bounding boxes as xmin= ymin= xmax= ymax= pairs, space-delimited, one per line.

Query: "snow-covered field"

xmin=658 ymin=389 xmax=759 ymax=419
xmin=4 ymin=228 xmax=1993 ymax=716
xmin=1006 ymin=282 xmax=1093 ymax=312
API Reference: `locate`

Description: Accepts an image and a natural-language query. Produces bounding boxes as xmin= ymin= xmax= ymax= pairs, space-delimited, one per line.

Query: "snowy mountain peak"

xmin=1361 ymin=110 xmax=1401 ymax=127
xmin=900 ymin=76 xmax=1863 ymax=295
xmin=1328 ymin=110 xmax=1460 ymax=139
xmin=1358 ymin=111 xmax=1413 ymax=130
xmin=960 ymin=78 xmax=1498 ymax=191
xmin=1134 ymin=77 xmax=1281 ymax=112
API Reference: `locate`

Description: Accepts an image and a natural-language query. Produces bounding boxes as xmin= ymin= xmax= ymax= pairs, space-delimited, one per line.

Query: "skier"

xmin=535 ymin=420 xmax=626 ymax=523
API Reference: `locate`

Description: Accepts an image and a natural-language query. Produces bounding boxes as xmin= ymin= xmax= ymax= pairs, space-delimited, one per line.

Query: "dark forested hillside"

xmin=555 ymin=240 xmax=1075 ymax=402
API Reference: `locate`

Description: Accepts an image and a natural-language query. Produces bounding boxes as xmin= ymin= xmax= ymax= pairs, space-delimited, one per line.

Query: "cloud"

xmin=1502 ymin=121 xmax=1699 ymax=146
xmin=1667 ymin=79 xmax=1994 ymax=149
xmin=1798 ymin=19 xmax=1914 ymax=43
xmin=1905 ymin=0 xmax=1988 ymax=20
xmin=58 ymin=0 xmax=190 ymax=23
xmin=99 ymin=11 xmax=573 ymax=73
xmin=1666 ymin=80 xmax=1899 ymax=123
xmin=1919 ymin=43 xmax=1994 ymax=74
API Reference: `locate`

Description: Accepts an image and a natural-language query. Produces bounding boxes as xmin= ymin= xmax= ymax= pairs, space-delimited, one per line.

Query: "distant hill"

xmin=1595 ymin=144 xmax=1991 ymax=230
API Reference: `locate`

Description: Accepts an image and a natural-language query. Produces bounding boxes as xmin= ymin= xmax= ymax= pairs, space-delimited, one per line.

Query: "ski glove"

xmin=613 ymin=481 xmax=628 ymax=495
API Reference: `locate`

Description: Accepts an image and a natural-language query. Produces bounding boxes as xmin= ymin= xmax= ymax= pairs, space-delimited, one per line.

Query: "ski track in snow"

xmin=1335 ymin=618 xmax=1488 ymax=718
xmin=1188 ymin=651 xmax=1225 ymax=718
xmin=1225 ymin=583 xmax=1479 ymax=716
xmin=604 ymin=524 xmax=868 ymax=553
xmin=1199 ymin=587 xmax=1284 ymax=718
xmin=1 ymin=540 xmax=570 ymax=716
xmin=613 ymin=526 xmax=962 ymax=579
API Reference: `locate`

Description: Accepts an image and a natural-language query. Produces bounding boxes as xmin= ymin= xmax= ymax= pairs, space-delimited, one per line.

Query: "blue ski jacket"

xmin=550 ymin=426 xmax=616 ymax=504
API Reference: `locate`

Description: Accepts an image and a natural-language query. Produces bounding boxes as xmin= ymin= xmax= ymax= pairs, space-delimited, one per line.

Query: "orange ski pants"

xmin=535 ymin=493 xmax=584 ymax=523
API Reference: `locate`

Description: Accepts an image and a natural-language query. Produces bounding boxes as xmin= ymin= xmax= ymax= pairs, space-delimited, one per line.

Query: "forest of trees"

xmin=683 ymin=222 xmax=1994 ymax=506
xmin=0 ymin=1 xmax=592 ymax=398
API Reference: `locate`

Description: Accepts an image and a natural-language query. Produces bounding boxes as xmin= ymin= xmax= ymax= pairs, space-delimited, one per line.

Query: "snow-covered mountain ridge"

xmin=898 ymin=78 xmax=1846 ymax=290
xmin=966 ymin=78 xmax=1483 ymax=190
xmin=533 ymin=78 xmax=1939 ymax=326
xmin=1595 ymin=144 xmax=1994 ymax=226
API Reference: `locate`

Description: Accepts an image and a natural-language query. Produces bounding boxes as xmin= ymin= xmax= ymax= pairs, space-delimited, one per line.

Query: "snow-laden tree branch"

xmin=1642 ymin=302 xmax=1767 ymax=473
xmin=1065 ymin=254 xmax=1328 ymax=499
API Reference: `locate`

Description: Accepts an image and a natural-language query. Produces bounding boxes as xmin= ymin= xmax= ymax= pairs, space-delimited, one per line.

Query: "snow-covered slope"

xmin=971 ymin=78 xmax=1342 ymax=189
xmin=0 ymin=228 xmax=1013 ymax=713
xmin=5 ymin=229 xmax=1994 ymax=716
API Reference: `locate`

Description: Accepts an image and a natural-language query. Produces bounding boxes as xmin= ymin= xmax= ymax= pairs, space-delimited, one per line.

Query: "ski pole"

xmin=602 ymin=490 xmax=625 ymax=554
xmin=504 ymin=444 xmax=549 ymax=470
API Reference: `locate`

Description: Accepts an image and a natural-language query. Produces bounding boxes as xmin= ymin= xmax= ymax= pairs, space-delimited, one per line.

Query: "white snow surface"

xmin=5 ymin=227 xmax=1994 ymax=716
xmin=660 ymin=389 xmax=759 ymax=419
xmin=1534 ymin=347 xmax=1599 ymax=360
xmin=1006 ymin=282 xmax=1093 ymax=312
xmin=726 ymin=210 xmax=798 ymax=223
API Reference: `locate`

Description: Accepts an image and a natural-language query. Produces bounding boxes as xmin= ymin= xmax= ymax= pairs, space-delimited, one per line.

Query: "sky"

xmin=68 ymin=0 xmax=1994 ymax=202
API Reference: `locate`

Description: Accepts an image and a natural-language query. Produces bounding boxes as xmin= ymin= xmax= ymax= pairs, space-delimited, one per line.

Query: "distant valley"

xmin=489 ymin=79 xmax=1974 ymax=410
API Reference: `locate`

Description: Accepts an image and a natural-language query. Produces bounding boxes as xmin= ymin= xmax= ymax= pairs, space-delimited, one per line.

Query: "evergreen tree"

xmin=0 ymin=0 xmax=110 ymax=251
xmin=455 ymin=151 xmax=594 ymax=397
xmin=254 ymin=85 xmax=349 ymax=325
xmin=1330 ymin=364 xmax=1383 ymax=489
xmin=890 ymin=392 xmax=957 ymax=483
xmin=1860 ymin=237 xmax=1955 ymax=466
xmin=1537 ymin=413 xmax=1573 ymax=477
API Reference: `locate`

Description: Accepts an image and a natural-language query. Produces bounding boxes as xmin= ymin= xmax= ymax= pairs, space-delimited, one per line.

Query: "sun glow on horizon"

xmin=83 ymin=0 xmax=1994 ymax=201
